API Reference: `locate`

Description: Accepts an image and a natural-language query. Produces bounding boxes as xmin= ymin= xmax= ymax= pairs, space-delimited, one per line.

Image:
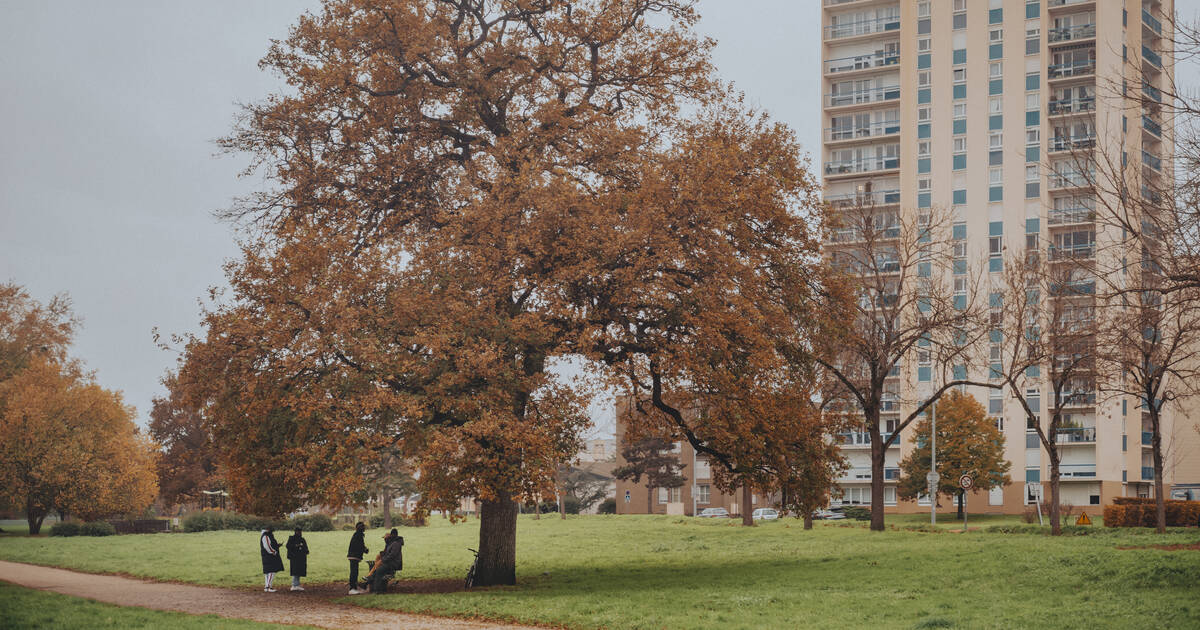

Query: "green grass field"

xmin=0 ymin=582 xmax=308 ymax=629
xmin=0 ymin=515 xmax=1197 ymax=629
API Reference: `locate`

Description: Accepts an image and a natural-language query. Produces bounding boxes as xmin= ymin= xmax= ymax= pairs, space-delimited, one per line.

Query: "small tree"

xmin=897 ymin=390 xmax=1011 ymax=519
xmin=149 ymin=373 xmax=221 ymax=509
xmin=613 ymin=437 xmax=685 ymax=515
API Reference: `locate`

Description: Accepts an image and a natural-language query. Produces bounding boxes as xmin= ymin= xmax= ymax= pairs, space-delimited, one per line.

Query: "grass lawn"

xmin=0 ymin=515 xmax=1197 ymax=629
xmin=0 ymin=582 xmax=309 ymax=629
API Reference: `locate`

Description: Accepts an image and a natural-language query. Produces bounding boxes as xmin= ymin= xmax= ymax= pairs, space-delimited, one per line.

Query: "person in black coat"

xmin=259 ymin=528 xmax=284 ymax=592
xmin=347 ymin=521 xmax=368 ymax=594
xmin=285 ymin=528 xmax=310 ymax=591
xmin=370 ymin=528 xmax=404 ymax=594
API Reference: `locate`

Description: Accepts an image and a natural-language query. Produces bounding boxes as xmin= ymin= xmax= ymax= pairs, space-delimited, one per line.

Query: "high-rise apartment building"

xmin=821 ymin=0 xmax=1176 ymax=514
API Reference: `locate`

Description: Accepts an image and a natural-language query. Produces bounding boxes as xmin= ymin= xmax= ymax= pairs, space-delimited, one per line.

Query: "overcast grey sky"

xmin=0 ymin=1 xmax=1194 ymax=434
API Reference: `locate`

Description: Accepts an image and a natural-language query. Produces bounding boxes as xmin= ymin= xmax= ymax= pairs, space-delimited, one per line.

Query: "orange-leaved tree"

xmin=896 ymin=390 xmax=1011 ymax=519
xmin=149 ymin=372 xmax=223 ymax=510
xmin=0 ymin=358 xmax=158 ymax=533
xmin=172 ymin=0 xmax=744 ymax=587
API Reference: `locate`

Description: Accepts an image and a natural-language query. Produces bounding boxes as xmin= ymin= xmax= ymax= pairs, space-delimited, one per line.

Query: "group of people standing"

xmin=258 ymin=522 xmax=404 ymax=595
xmin=258 ymin=527 xmax=310 ymax=592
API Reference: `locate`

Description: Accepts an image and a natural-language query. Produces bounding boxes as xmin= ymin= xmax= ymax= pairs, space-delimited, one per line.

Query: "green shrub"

xmin=49 ymin=521 xmax=81 ymax=537
xmin=841 ymin=506 xmax=870 ymax=521
xmin=286 ymin=513 xmax=333 ymax=532
xmin=370 ymin=514 xmax=385 ymax=528
xmin=597 ymin=498 xmax=617 ymax=514
xmin=182 ymin=511 xmax=285 ymax=532
xmin=79 ymin=521 xmax=116 ymax=537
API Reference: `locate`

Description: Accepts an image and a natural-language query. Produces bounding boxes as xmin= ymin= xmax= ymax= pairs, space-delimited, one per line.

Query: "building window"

xmin=918 ymin=107 xmax=932 ymax=122
xmin=697 ymin=484 xmax=710 ymax=504
xmin=953 ymin=12 xmax=967 ymax=30
xmin=953 ymin=137 xmax=967 ymax=153
xmin=989 ymin=132 xmax=1003 ymax=149
xmin=990 ymin=28 xmax=1004 ymax=42
xmin=1026 ymin=128 xmax=1040 ymax=145
xmin=989 ymin=96 xmax=1003 ymax=114
xmin=918 ymin=141 xmax=931 ymax=157
xmin=918 ymin=2 xmax=930 ymax=18
xmin=953 ymin=103 xmax=967 ymax=118
xmin=990 ymin=61 xmax=1004 ymax=78
xmin=1025 ymin=92 xmax=1039 ymax=109
xmin=919 ymin=71 xmax=931 ymax=87
xmin=953 ymin=68 xmax=966 ymax=83
xmin=918 ymin=37 xmax=932 ymax=53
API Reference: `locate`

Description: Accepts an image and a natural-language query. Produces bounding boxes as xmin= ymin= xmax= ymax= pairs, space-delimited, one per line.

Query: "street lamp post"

xmin=929 ymin=400 xmax=938 ymax=526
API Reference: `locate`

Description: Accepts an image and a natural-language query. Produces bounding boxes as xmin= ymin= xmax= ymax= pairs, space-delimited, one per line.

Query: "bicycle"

xmin=464 ymin=548 xmax=479 ymax=589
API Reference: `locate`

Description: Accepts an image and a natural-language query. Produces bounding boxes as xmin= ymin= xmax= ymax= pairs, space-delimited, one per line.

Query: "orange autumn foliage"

xmin=173 ymin=0 xmax=833 ymax=585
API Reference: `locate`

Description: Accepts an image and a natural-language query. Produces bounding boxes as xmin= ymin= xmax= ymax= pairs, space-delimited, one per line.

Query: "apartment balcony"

xmin=1143 ymin=46 xmax=1163 ymax=72
xmin=1142 ymin=150 xmax=1163 ymax=173
xmin=826 ymin=85 xmax=901 ymax=109
xmin=1048 ymin=170 xmax=1091 ymax=190
xmin=1048 ymin=97 xmax=1095 ymax=117
xmin=1048 ymin=24 xmax=1096 ymax=44
xmin=1048 ymin=0 xmax=1094 ymax=9
xmin=1054 ymin=391 xmax=1097 ymax=408
xmin=1142 ymin=115 xmax=1163 ymax=139
xmin=1047 ymin=205 xmax=1096 ymax=226
xmin=1059 ymin=463 xmax=1097 ymax=479
xmin=1142 ymin=431 xmax=1154 ymax=447
xmin=824 ymin=156 xmax=899 ymax=178
xmin=1048 ymin=59 xmax=1096 ymax=81
xmin=1143 ymin=8 xmax=1163 ymax=38
xmin=1142 ymin=82 xmax=1163 ymax=104
xmin=836 ymin=431 xmax=899 ymax=448
xmin=1142 ymin=466 xmax=1155 ymax=480
xmin=824 ymin=16 xmax=900 ymax=42
xmin=1048 ymin=134 xmax=1095 ymax=153
xmin=839 ymin=467 xmax=901 ymax=483
xmin=829 ymin=225 xmax=900 ymax=244
xmin=1049 ymin=280 xmax=1096 ymax=296
xmin=823 ymin=0 xmax=900 ymax=8
xmin=826 ymin=189 xmax=900 ymax=210
xmin=1055 ymin=427 xmax=1097 ymax=444
xmin=824 ymin=50 xmax=900 ymax=76
xmin=1048 ymin=242 xmax=1096 ymax=261
xmin=825 ymin=120 xmax=901 ymax=144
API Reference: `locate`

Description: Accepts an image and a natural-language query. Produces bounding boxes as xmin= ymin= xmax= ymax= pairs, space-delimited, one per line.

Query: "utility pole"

xmin=930 ymin=400 xmax=937 ymax=526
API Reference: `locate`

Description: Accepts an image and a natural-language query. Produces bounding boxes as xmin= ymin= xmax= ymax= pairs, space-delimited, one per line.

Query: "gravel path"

xmin=0 ymin=560 xmax=537 ymax=629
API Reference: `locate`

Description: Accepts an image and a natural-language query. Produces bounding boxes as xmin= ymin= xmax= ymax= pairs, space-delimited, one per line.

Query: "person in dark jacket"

xmin=259 ymin=527 xmax=284 ymax=592
xmin=370 ymin=528 xmax=404 ymax=594
xmin=347 ymin=522 xmax=369 ymax=595
xmin=285 ymin=528 xmax=309 ymax=591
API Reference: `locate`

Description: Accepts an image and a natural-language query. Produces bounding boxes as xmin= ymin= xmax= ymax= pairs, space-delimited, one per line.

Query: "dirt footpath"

xmin=0 ymin=560 xmax=537 ymax=629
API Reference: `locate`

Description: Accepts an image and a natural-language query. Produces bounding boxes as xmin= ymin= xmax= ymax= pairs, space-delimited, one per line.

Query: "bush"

xmin=1021 ymin=507 xmax=1040 ymax=523
xmin=50 ymin=521 xmax=116 ymax=536
xmin=49 ymin=521 xmax=81 ymax=537
xmin=370 ymin=514 xmax=385 ymax=528
xmin=286 ymin=513 xmax=333 ymax=532
xmin=841 ymin=506 xmax=870 ymax=521
xmin=79 ymin=521 xmax=116 ymax=536
xmin=597 ymin=498 xmax=617 ymax=514
xmin=182 ymin=511 xmax=285 ymax=532
xmin=1104 ymin=499 xmax=1200 ymax=527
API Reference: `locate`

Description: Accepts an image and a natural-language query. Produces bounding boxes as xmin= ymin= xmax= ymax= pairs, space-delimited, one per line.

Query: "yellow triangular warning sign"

xmin=1076 ymin=512 xmax=1092 ymax=526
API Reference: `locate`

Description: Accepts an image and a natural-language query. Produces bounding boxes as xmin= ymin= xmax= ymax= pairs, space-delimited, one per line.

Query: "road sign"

xmin=1076 ymin=512 xmax=1092 ymax=526
xmin=926 ymin=471 xmax=940 ymax=494
xmin=959 ymin=475 xmax=973 ymax=490
xmin=1026 ymin=482 xmax=1043 ymax=500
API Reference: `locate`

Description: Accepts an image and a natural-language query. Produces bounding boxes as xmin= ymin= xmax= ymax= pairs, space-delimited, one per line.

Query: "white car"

xmin=751 ymin=508 xmax=779 ymax=521
xmin=813 ymin=508 xmax=846 ymax=520
xmin=696 ymin=507 xmax=730 ymax=518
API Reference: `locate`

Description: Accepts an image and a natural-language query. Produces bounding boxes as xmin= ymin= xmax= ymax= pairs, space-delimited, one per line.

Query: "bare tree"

xmin=817 ymin=202 xmax=996 ymax=531
xmin=994 ymin=254 xmax=1101 ymax=535
xmin=1096 ymin=276 xmax=1200 ymax=532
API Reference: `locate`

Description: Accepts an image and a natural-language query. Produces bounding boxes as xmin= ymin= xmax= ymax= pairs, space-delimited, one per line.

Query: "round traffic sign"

xmin=926 ymin=471 xmax=940 ymax=484
xmin=959 ymin=475 xmax=973 ymax=489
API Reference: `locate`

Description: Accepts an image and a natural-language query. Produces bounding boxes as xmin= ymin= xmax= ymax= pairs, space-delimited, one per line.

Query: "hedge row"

xmin=49 ymin=521 xmax=117 ymax=537
xmin=182 ymin=511 xmax=334 ymax=533
xmin=1103 ymin=499 xmax=1200 ymax=527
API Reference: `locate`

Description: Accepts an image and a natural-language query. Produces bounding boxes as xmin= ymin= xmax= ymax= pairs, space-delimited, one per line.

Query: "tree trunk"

xmin=741 ymin=485 xmax=754 ymax=526
xmin=1048 ymin=456 xmax=1062 ymax=536
xmin=956 ymin=489 xmax=964 ymax=520
xmin=382 ymin=492 xmax=393 ymax=529
xmin=26 ymin=500 xmax=45 ymax=536
xmin=646 ymin=483 xmax=654 ymax=515
xmin=868 ymin=411 xmax=885 ymax=531
xmin=1151 ymin=416 xmax=1166 ymax=534
xmin=558 ymin=492 xmax=566 ymax=520
xmin=533 ymin=498 xmax=540 ymax=520
xmin=803 ymin=513 xmax=813 ymax=530
xmin=473 ymin=493 xmax=518 ymax=587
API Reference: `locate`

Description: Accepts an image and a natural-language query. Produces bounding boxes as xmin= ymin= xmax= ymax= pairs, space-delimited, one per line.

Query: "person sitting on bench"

xmin=368 ymin=528 xmax=404 ymax=593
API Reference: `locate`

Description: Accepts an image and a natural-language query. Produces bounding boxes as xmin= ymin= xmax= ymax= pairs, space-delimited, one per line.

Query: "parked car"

xmin=751 ymin=508 xmax=779 ymax=521
xmin=812 ymin=508 xmax=846 ymax=520
xmin=696 ymin=507 xmax=730 ymax=518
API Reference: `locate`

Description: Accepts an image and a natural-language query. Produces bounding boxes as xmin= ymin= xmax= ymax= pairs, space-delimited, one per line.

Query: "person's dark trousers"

xmin=349 ymin=560 xmax=360 ymax=590
xmin=371 ymin=564 xmax=394 ymax=594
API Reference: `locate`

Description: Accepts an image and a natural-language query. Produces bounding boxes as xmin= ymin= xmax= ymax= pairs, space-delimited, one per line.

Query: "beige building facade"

xmin=821 ymin=0 xmax=1178 ymax=514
